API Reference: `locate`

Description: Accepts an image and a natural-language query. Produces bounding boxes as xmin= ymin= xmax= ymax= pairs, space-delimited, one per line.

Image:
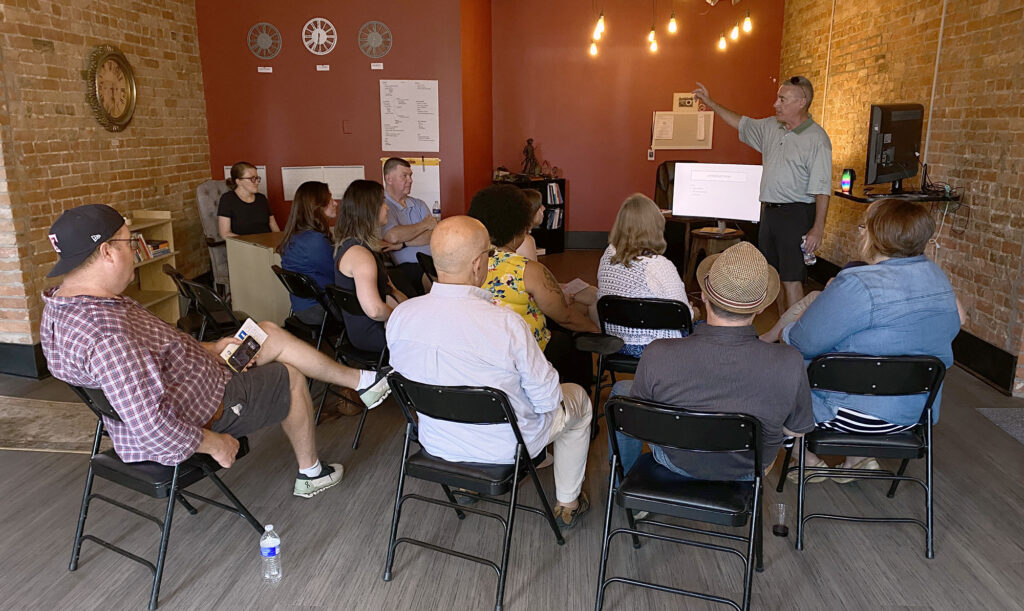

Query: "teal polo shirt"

xmin=738 ymin=116 xmax=832 ymax=204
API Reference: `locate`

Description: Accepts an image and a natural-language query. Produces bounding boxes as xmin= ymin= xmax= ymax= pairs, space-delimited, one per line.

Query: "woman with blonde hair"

xmin=333 ymin=180 xmax=406 ymax=352
xmin=596 ymin=193 xmax=694 ymax=356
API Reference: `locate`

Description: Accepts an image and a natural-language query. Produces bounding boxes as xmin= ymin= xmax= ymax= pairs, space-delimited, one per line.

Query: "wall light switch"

xmin=647 ymin=148 xmax=656 ymax=161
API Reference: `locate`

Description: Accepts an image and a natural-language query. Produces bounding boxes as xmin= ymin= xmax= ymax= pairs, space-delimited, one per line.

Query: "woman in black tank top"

xmin=333 ymin=180 xmax=407 ymax=352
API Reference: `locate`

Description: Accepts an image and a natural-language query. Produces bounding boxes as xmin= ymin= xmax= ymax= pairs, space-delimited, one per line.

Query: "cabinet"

xmin=502 ymin=177 xmax=566 ymax=255
xmin=124 ymin=210 xmax=180 ymax=324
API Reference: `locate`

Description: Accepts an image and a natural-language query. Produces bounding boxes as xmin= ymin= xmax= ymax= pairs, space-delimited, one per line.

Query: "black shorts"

xmin=758 ymin=203 xmax=815 ymax=282
xmin=213 ymin=362 xmax=291 ymax=437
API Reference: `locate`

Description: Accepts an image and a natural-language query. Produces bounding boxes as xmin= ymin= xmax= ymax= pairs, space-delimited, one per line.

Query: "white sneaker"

xmin=357 ymin=367 xmax=392 ymax=410
xmin=293 ymin=463 xmax=344 ymax=498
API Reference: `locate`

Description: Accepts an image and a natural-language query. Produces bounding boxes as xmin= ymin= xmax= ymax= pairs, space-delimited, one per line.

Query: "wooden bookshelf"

xmin=499 ymin=177 xmax=566 ymax=254
xmin=124 ymin=210 xmax=179 ymax=324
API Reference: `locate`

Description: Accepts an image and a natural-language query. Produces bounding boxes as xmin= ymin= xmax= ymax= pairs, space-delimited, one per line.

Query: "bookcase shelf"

xmin=499 ymin=177 xmax=566 ymax=255
xmin=126 ymin=210 xmax=179 ymax=325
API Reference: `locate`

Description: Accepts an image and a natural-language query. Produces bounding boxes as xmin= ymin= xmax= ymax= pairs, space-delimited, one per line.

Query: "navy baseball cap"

xmin=46 ymin=204 xmax=126 ymax=277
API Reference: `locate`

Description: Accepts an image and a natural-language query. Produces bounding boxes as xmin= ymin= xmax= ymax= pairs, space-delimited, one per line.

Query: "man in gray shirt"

xmin=612 ymin=242 xmax=814 ymax=481
xmin=694 ymin=76 xmax=832 ymax=316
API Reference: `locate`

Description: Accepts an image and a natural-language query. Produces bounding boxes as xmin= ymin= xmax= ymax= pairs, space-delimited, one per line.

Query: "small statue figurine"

xmin=522 ymin=138 xmax=540 ymax=176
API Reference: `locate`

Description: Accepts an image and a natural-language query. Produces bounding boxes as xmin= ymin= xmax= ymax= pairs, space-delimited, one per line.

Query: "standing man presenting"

xmin=694 ymin=76 xmax=832 ymax=315
xmin=381 ymin=157 xmax=436 ymax=296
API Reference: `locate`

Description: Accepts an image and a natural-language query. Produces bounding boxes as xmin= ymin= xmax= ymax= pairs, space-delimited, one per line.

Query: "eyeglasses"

xmin=107 ymin=237 xmax=141 ymax=248
xmin=857 ymin=224 xmax=866 ymax=232
xmin=239 ymin=176 xmax=261 ymax=183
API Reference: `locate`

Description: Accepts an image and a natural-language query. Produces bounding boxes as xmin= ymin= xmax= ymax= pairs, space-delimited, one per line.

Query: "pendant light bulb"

xmin=648 ymin=26 xmax=656 ymax=43
xmin=593 ymin=26 xmax=602 ymax=41
xmin=718 ymin=33 xmax=727 ymax=51
xmin=597 ymin=12 xmax=605 ymax=34
xmin=743 ymin=11 xmax=752 ymax=33
xmin=668 ymin=12 xmax=678 ymax=34
xmin=589 ymin=42 xmax=598 ymax=56
xmin=649 ymin=39 xmax=658 ymax=53
xmin=730 ymin=23 xmax=740 ymax=40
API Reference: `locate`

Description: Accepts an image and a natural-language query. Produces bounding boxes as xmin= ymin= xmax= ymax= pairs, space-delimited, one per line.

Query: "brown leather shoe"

xmin=334 ymin=388 xmax=365 ymax=416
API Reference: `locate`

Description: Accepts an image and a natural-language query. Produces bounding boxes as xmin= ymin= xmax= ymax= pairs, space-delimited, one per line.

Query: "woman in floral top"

xmin=468 ymin=185 xmax=599 ymax=390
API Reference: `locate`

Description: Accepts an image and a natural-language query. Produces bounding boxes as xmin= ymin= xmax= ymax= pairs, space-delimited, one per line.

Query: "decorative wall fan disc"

xmin=247 ymin=22 xmax=282 ymax=59
xmin=358 ymin=21 xmax=393 ymax=58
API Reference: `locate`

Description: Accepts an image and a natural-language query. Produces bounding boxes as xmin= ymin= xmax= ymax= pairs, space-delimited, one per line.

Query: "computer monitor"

xmin=865 ymin=103 xmax=924 ymax=194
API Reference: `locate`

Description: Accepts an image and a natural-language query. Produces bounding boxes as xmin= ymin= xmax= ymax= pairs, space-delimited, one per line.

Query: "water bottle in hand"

xmin=260 ymin=524 xmax=282 ymax=583
xmin=800 ymin=235 xmax=817 ymax=266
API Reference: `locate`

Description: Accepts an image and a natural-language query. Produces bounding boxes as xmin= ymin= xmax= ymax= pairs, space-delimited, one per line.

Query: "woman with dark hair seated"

xmin=783 ymin=198 xmax=961 ymax=477
xmin=218 ymin=161 xmax=280 ymax=239
xmin=277 ymin=181 xmax=338 ymax=326
xmin=333 ymin=180 xmax=406 ymax=353
xmin=468 ymin=185 xmax=599 ymax=390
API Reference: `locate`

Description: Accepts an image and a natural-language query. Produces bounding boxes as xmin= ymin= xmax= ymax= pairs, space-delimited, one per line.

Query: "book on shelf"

xmin=546 ymin=182 xmax=563 ymax=206
xmin=146 ymin=239 xmax=171 ymax=258
xmin=545 ymin=207 xmax=563 ymax=230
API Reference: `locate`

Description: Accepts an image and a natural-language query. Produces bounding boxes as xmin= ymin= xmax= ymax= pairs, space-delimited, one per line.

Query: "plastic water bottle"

xmin=432 ymin=201 xmax=441 ymax=221
xmin=260 ymin=524 xmax=282 ymax=583
xmin=800 ymin=235 xmax=817 ymax=266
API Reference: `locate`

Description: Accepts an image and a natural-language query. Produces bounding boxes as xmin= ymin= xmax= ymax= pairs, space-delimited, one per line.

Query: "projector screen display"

xmin=671 ymin=163 xmax=764 ymax=222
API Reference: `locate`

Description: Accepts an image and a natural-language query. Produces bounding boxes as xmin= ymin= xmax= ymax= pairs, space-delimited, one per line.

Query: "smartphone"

xmin=226 ymin=335 xmax=261 ymax=373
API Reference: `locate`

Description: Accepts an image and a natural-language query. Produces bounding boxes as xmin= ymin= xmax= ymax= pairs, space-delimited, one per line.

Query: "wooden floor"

xmin=2 ymin=250 xmax=1023 ymax=610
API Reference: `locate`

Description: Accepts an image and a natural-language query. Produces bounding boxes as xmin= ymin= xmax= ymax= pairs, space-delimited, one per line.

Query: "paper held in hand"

xmin=561 ymin=278 xmax=590 ymax=297
xmin=219 ymin=319 xmax=268 ymax=373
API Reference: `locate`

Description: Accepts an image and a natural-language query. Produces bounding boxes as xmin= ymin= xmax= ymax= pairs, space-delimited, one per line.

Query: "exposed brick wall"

xmin=781 ymin=0 xmax=1024 ymax=394
xmin=0 ymin=0 xmax=212 ymax=345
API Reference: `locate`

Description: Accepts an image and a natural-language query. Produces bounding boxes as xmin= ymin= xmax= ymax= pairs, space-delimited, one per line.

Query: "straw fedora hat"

xmin=696 ymin=242 xmax=780 ymax=315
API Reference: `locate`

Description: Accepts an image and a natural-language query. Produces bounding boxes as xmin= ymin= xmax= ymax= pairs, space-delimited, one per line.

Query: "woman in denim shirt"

xmin=277 ymin=181 xmax=338 ymax=325
xmin=782 ymin=199 xmax=961 ymax=473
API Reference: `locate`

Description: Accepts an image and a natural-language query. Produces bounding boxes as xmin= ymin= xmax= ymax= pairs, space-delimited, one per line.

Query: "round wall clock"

xmin=84 ymin=45 xmax=137 ymax=132
xmin=358 ymin=21 xmax=393 ymax=58
xmin=302 ymin=17 xmax=337 ymax=55
xmin=247 ymin=22 xmax=282 ymax=59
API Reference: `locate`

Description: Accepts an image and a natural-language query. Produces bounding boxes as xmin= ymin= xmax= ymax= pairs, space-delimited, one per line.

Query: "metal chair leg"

xmin=525 ymin=459 xmax=564 ymax=544
xmin=69 ymin=464 xmax=96 ymax=572
xmin=352 ymin=403 xmax=369 ymax=449
xmin=175 ymin=493 xmax=198 ymax=515
xmin=383 ymin=424 xmax=413 ymax=582
xmin=886 ymin=458 xmax=910 ymax=497
xmin=590 ymin=357 xmax=604 ymax=441
xmin=494 ymin=451 xmax=523 ymax=611
xmin=926 ymin=422 xmax=934 ymax=559
xmin=595 ymin=454 xmax=618 ymax=611
xmin=149 ymin=466 xmax=180 ymax=611
xmin=439 ymin=485 xmax=467 ymax=520
xmin=796 ymin=437 xmax=807 ymax=551
xmin=776 ymin=443 xmax=794 ymax=493
xmin=742 ymin=478 xmax=761 ymax=611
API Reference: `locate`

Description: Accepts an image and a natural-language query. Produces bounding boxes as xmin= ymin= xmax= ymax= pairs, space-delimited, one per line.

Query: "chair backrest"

xmin=162 ymin=263 xmax=194 ymax=302
xmin=325 ymin=283 xmax=367 ymax=318
xmin=272 ymin=265 xmax=328 ymax=308
xmin=68 ymin=384 xmax=123 ymax=423
xmin=417 ymin=251 xmax=438 ymax=283
xmin=597 ymin=295 xmax=693 ymax=334
xmin=181 ymin=278 xmax=241 ymax=327
xmin=196 ymin=179 xmax=229 ymax=242
xmin=606 ymin=396 xmax=763 ymax=473
xmin=389 ymin=373 xmax=533 ymax=452
xmin=807 ymin=354 xmax=946 ymax=404
xmin=653 ymin=159 xmax=698 ymax=209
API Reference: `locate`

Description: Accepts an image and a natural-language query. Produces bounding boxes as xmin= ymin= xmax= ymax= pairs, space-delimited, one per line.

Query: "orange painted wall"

xmin=460 ymin=1 xmax=494 ymax=206
xmin=491 ymin=0 xmax=786 ymax=232
xmin=196 ymin=1 xmax=467 ymax=224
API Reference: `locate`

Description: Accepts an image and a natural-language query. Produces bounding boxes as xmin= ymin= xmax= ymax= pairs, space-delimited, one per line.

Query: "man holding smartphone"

xmin=40 ymin=204 xmax=391 ymax=498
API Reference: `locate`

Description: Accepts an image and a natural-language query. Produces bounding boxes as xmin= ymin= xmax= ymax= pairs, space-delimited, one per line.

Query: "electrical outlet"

xmin=647 ymin=149 xmax=655 ymax=161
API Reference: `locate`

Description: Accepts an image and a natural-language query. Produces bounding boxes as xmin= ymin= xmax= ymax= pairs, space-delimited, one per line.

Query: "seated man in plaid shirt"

xmin=40 ymin=204 xmax=390 ymax=499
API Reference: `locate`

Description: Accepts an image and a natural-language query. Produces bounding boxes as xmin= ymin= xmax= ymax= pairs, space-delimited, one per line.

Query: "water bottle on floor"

xmin=800 ymin=235 xmax=817 ymax=266
xmin=260 ymin=524 xmax=282 ymax=583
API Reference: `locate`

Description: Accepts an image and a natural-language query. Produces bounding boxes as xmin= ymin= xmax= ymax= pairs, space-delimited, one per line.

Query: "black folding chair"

xmin=585 ymin=296 xmax=692 ymax=438
xmin=776 ymin=354 xmax=945 ymax=558
xmin=597 ymin=396 xmax=764 ymax=611
xmin=67 ymin=384 xmax=262 ymax=610
xmin=416 ymin=251 xmax=438 ymax=284
xmin=271 ymin=265 xmax=334 ymax=352
xmin=322 ymin=284 xmax=389 ymax=446
xmin=180 ymin=278 xmax=247 ymax=340
xmin=161 ymin=264 xmax=206 ymax=339
xmin=383 ymin=373 xmax=564 ymax=611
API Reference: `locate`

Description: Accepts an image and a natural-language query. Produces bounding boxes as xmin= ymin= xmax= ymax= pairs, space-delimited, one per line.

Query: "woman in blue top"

xmin=277 ymin=181 xmax=338 ymax=325
xmin=333 ymin=180 xmax=406 ymax=353
xmin=783 ymin=199 xmax=961 ymax=474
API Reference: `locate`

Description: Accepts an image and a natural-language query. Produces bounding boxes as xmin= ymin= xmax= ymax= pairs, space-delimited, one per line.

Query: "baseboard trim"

xmin=0 ymin=342 xmax=49 ymax=378
xmin=566 ymin=231 xmax=608 ymax=250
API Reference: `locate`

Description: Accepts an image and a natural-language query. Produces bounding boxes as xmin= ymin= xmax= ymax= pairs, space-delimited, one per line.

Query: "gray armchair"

xmin=196 ymin=179 xmax=230 ymax=295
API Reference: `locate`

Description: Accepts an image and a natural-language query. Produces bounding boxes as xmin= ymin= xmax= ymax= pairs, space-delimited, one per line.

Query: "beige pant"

xmin=545 ymin=383 xmax=593 ymax=504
